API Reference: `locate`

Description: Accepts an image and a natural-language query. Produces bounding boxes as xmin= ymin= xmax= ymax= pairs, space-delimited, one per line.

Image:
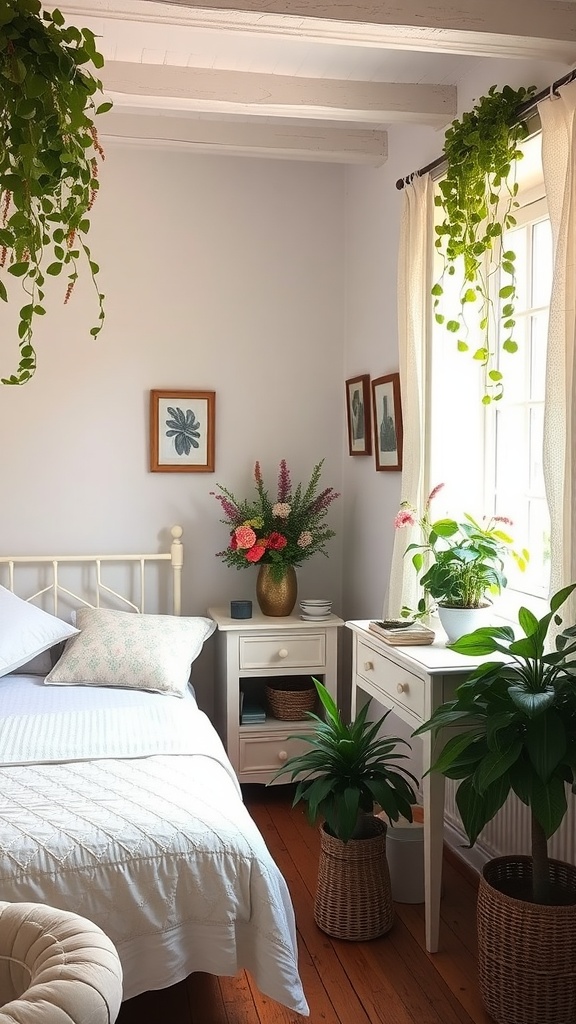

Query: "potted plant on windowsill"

xmin=271 ymin=679 xmax=418 ymax=941
xmin=413 ymin=584 xmax=576 ymax=1024
xmin=394 ymin=483 xmax=528 ymax=641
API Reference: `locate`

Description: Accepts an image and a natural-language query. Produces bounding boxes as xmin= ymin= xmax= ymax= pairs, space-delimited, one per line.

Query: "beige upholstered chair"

xmin=0 ymin=902 xmax=123 ymax=1024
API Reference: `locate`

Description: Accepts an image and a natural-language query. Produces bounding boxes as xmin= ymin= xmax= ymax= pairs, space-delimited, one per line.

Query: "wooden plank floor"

xmin=117 ymin=785 xmax=492 ymax=1024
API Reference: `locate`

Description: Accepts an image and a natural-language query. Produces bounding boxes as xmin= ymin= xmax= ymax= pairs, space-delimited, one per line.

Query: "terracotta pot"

xmin=256 ymin=564 xmax=297 ymax=616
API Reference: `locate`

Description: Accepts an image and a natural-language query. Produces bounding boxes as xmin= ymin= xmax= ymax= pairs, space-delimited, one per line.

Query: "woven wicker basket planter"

xmin=314 ymin=817 xmax=394 ymax=941
xmin=478 ymin=856 xmax=576 ymax=1024
xmin=265 ymin=678 xmax=317 ymax=721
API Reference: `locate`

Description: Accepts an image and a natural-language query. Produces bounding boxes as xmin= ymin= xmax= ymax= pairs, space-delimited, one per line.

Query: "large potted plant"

xmin=394 ymin=483 xmax=528 ymax=641
xmin=0 ymin=0 xmax=110 ymax=385
xmin=414 ymin=584 xmax=576 ymax=1024
xmin=272 ymin=679 xmax=418 ymax=940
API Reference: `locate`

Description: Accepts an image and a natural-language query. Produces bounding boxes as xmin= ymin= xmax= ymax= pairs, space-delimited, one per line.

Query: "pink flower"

xmin=267 ymin=532 xmax=287 ymax=551
xmin=272 ymin=502 xmax=291 ymax=519
xmin=245 ymin=545 xmax=266 ymax=563
xmin=493 ymin=515 xmax=513 ymax=526
xmin=234 ymin=525 xmax=257 ymax=549
xmin=425 ymin=482 xmax=445 ymax=509
xmin=394 ymin=509 xmax=416 ymax=529
xmin=254 ymin=461 xmax=262 ymax=483
xmin=297 ymin=531 xmax=313 ymax=548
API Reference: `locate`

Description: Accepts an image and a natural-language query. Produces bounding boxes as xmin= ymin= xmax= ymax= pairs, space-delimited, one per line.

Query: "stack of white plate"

xmin=299 ymin=599 xmax=333 ymax=621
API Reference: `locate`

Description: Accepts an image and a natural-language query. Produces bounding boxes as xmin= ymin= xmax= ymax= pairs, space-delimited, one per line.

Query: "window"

xmin=428 ymin=136 xmax=552 ymax=609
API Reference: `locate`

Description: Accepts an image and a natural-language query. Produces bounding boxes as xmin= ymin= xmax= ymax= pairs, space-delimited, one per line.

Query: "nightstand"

xmin=208 ymin=607 xmax=343 ymax=784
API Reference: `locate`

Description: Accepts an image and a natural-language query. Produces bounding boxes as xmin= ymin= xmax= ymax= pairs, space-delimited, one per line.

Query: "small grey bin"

xmin=385 ymin=815 xmax=425 ymax=904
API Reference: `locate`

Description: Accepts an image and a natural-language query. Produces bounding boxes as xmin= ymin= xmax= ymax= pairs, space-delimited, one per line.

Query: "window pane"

xmin=503 ymin=225 xmax=527 ymax=310
xmin=529 ymin=405 xmax=545 ymax=492
xmin=530 ymin=312 xmax=548 ymax=402
xmin=495 ymin=407 xmax=527 ymax=496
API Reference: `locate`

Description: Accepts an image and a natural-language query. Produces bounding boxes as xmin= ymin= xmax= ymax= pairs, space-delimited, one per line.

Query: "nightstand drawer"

xmin=239 ymin=733 xmax=311 ymax=773
xmin=239 ymin=633 xmax=326 ymax=670
xmin=356 ymin=639 xmax=424 ymax=720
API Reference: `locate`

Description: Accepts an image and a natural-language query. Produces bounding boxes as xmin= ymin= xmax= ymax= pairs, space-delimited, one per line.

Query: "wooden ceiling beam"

xmin=51 ymin=1 xmax=576 ymax=62
xmin=100 ymin=110 xmax=388 ymax=164
xmin=102 ymin=62 xmax=456 ymax=126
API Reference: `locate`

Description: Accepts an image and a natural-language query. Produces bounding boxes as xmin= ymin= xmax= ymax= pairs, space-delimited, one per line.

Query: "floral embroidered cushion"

xmin=45 ymin=608 xmax=216 ymax=696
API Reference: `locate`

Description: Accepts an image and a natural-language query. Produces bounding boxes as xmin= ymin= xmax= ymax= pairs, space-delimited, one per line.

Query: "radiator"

xmin=444 ymin=780 xmax=576 ymax=865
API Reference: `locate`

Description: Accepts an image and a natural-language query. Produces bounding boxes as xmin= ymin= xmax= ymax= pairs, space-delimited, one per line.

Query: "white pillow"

xmin=45 ymin=607 xmax=216 ymax=696
xmin=0 ymin=586 xmax=79 ymax=678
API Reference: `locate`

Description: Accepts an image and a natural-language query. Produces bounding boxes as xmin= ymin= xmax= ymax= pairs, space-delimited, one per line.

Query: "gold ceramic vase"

xmin=256 ymin=564 xmax=297 ymax=616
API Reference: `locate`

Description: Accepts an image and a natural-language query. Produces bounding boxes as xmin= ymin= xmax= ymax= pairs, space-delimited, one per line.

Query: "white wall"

xmin=0 ymin=145 xmax=346 ymax=709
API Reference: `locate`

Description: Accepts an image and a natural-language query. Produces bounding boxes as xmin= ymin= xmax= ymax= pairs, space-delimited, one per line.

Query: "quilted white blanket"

xmin=0 ymin=676 xmax=308 ymax=1016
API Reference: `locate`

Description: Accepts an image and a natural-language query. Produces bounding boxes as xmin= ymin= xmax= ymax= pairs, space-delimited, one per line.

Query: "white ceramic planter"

xmin=437 ymin=604 xmax=492 ymax=644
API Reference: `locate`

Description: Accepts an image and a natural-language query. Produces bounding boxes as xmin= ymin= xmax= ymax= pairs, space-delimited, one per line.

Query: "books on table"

xmin=368 ymin=620 xmax=435 ymax=646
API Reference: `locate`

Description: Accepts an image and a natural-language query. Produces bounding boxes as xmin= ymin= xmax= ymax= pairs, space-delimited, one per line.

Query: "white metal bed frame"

xmin=0 ymin=526 xmax=184 ymax=616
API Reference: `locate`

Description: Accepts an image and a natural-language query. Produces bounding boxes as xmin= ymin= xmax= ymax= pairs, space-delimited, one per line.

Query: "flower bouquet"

xmin=212 ymin=459 xmax=339 ymax=583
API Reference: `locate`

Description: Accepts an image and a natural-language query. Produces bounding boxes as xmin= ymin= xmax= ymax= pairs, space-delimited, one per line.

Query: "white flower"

xmin=272 ymin=502 xmax=291 ymax=518
xmin=297 ymin=531 xmax=313 ymax=548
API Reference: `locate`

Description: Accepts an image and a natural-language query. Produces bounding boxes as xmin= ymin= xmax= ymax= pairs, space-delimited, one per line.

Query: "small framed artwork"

xmin=150 ymin=389 xmax=215 ymax=472
xmin=371 ymin=373 xmax=403 ymax=471
xmin=345 ymin=374 xmax=372 ymax=456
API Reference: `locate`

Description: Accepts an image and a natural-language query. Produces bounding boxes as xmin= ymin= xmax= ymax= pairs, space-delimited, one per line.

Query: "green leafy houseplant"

xmin=0 ymin=0 xmax=111 ymax=385
xmin=394 ymin=483 xmax=528 ymax=619
xmin=272 ymin=678 xmax=418 ymax=842
xmin=433 ymin=83 xmax=536 ymax=403
xmin=414 ymin=584 xmax=576 ymax=904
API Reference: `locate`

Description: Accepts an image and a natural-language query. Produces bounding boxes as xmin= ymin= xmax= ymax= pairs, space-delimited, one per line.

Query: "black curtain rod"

xmin=395 ymin=66 xmax=576 ymax=190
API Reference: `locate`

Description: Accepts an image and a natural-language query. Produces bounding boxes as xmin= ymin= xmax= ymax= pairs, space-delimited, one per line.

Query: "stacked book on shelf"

xmin=240 ymin=691 xmax=267 ymax=724
xmin=368 ymin=620 xmax=435 ymax=646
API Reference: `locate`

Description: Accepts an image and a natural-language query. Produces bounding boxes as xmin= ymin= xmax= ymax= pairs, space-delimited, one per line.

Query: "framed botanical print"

xmin=371 ymin=373 xmax=403 ymax=471
xmin=150 ymin=389 xmax=215 ymax=472
xmin=345 ymin=374 xmax=372 ymax=456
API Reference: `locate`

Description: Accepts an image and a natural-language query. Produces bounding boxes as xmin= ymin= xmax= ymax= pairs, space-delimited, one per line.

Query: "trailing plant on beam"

xmin=432 ymin=84 xmax=536 ymax=404
xmin=0 ymin=0 xmax=112 ymax=385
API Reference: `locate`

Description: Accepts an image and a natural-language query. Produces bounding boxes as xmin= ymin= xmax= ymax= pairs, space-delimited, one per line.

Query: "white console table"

xmin=346 ymin=620 xmax=481 ymax=953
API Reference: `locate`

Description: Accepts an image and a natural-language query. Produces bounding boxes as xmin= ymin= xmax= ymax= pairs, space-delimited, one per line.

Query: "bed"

xmin=0 ymin=528 xmax=308 ymax=1017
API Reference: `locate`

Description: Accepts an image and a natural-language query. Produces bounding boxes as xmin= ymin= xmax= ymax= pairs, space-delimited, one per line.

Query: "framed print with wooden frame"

xmin=371 ymin=373 xmax=403 ymax=471
xmin=345 ymin=374 xmax=372 ymax=456
xmin=150 ymin=390 xmax=215 ymax=472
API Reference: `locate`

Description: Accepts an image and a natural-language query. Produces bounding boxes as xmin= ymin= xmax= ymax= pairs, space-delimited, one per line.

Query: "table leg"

xmin=422 ymin=730 xmax=446 ymax=953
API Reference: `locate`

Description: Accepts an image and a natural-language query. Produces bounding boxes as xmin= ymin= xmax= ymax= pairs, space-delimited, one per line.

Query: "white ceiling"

xmin=51 ymin=0 xmax=576 ymax=165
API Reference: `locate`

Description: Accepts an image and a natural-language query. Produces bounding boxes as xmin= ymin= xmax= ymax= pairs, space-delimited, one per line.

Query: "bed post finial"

xmin=170 ymin=526 xmax=184 ymax=616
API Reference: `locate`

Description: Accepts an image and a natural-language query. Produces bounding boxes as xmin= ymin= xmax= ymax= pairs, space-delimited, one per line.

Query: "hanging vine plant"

xmin=0 ymin=0 xmax=112 ymax=385
xmin=433 ymin=83 xmax=536 ymax=403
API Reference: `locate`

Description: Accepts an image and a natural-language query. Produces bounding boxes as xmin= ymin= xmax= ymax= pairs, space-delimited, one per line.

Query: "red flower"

xmin=267 ymin=532 xmax=288 ymax=551
xmin=246 ymin=545 xmax=266 ymax=563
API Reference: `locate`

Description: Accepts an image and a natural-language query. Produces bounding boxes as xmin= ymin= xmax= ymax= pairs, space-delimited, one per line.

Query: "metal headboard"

xmin=0 ymin=526 xmax=184 ymax=616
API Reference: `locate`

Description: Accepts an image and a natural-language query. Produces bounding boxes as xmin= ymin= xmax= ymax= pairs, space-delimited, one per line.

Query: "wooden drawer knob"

xmin=278 ymin=750 xmax=288 ymax=762
xmin=278 ymin=648 xmax=289 ymax=659
xmin=397 ymin=682 xmax=406 ymax=693
xmin=363 ymin=661 xmax=373 ymax=672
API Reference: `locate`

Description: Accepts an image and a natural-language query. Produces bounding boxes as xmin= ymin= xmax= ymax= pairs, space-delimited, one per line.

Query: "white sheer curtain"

xmin=539 ymin=81 xmax=576 ymax=609
xmin=386 ymin=174 xmax=434 ymax=618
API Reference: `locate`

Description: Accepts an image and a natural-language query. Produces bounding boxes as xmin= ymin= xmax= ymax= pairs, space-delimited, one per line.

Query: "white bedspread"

xmin=0 ymin=676 xmax=308 ymax=1015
